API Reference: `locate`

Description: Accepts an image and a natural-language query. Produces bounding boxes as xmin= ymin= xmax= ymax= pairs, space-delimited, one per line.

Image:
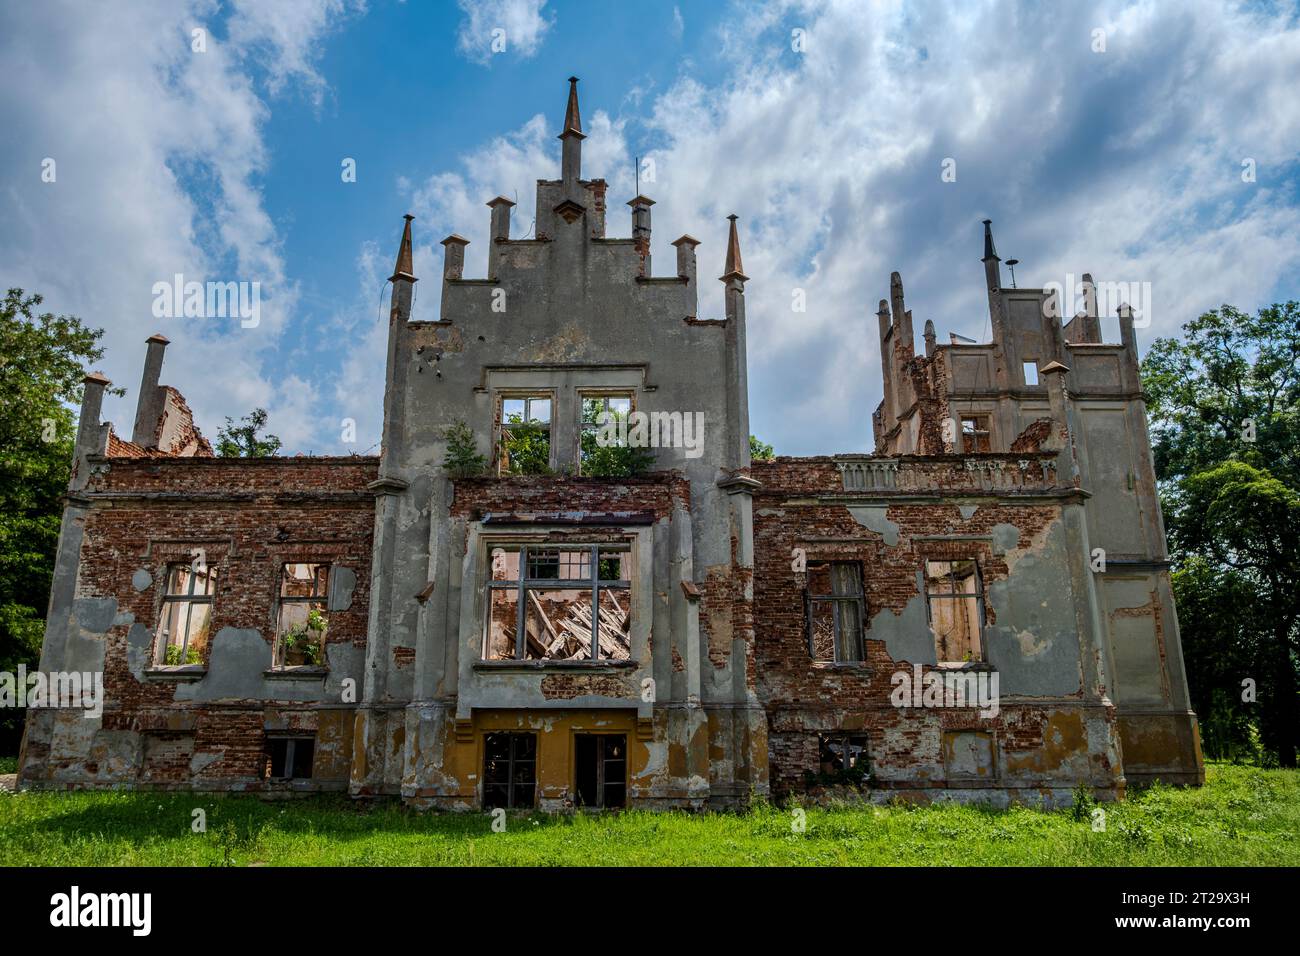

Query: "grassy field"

xmin=0 ymin=762 xmax=1294 ymax=866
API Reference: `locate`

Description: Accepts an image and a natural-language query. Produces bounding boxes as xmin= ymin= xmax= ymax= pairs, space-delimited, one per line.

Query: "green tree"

xmin=1141 ymin=302 xmax=1300 ymax=767
xmin=749 ymin=435 xmax=776 ymax=461
xmin=1171 ymin=462 xmax=1299 ymax=766
xmin=0 ymin=288 xmax=112 ymax=752
xmin=1143 ymin=302 xmax=1299 ymax=490
xmin=215 ymin=408 xmax=281 ymax=457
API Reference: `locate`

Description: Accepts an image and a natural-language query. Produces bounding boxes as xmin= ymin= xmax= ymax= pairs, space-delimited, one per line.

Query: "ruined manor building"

xmin=20 ymin=79 xmax=1203 ymax=807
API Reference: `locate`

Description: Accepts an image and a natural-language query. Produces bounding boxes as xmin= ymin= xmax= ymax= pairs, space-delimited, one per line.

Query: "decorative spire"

xmin=561 ymin=76 xmax=584 ymax=139
xmin=982 ymin=218 xmax=999 ymax=262
xmin=390 ymin=214 xmax=416 ymax=282
xmin=720 ymin=214 xmax=747 ymax=281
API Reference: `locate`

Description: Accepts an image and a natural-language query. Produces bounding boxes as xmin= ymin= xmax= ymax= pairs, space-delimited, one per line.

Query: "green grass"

xmin=0 ymin=763 xmax=1295 ymax=866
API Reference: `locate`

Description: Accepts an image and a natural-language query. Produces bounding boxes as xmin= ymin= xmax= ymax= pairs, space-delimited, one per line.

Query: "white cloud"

xmin=400 ymin=0 xmax=1300 ymax=456
xmin=0 ymin=0 xmax=357 ymax=453
xmin=456 ymin=0 xmax=554 ymax=65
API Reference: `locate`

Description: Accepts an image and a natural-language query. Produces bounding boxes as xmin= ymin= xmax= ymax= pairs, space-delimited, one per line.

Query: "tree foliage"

xmin=0 ymin=288 xmax=111 ymax=751
xmin=749 ymin=434 xmax=776 ymax=461
xmin=1142 ymin=301 xmax=1300 ymax=767
xmin=215 ymin=407 xmax=281 ymax=457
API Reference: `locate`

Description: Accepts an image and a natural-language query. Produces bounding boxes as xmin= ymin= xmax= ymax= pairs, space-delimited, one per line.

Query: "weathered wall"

xmin=20 ymin=457 xmax=376 ymax=790
xmin=752 ymin=455 xmax=1125 ymax=805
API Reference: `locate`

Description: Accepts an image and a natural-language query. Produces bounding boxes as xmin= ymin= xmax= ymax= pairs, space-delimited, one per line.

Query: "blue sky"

xmin=3 ymin=0 xmax=1299 ymax=456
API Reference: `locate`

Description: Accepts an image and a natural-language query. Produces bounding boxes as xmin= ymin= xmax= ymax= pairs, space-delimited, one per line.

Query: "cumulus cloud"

xmin=0 ymin=0 xmax=356 ymax=452
xmin=456 ymin=0 xmax=554 ymax=64
xmin=407 ymin=0 xmax=1300 ymax=455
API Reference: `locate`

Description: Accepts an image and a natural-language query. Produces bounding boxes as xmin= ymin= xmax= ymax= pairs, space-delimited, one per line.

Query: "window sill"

xmin=473 ymin=659 xmax=639 ymax=672
xmin=811 ymin=661 xmax=872 ymax=671
xmin=934 ymin=661 xmax=995 ymax=671
xmin=144 ymin=666 xmax=207 ymax=682
xmin=264 ymin=667 xmax=329 ymax=680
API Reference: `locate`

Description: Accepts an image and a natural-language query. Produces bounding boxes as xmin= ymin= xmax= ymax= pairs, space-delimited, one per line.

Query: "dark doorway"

xmin=575 ymin=733 xmax=626 ymax=808
xmin=483 ymin=732 xmax=537 ymax=809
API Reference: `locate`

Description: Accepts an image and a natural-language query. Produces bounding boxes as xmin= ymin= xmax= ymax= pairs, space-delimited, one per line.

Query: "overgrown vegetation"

xmin=749 ymin=434 xmax=775 ymax=461
xmin=0 ymin=289 xmax=113 ymax=755
xmin=215 ymin=407 xmax=281 ymax=457
xmin=0 ymin=764 xmax=1293 ymax=866
xmin=442 ymin=420 xmax=488 ymax=478
xmin=1142 ymin=301 xmax=1300 ymax=766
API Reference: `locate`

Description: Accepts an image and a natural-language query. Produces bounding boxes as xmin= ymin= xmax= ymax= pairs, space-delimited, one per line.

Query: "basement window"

xmin=483 ymin=732 xmax=537 ymax=809
xmin=483 ymin=544 xmax=632 ymax=662
xmin=498 ymin=394 xmax=552 ymax=475
xmin=575 ymin=733 xmax=627 ymax=809
xmin=805 ymin=561 xmax=865 ymax=663
xmin=960 ymin=415 xmax=991 ymax=453
xmin=924 ymin=559 xmax=985 ymax=664
xmin=155 ymin=562 xmax=217 ymax=666
xmin=818 ymin=733 xmax=869 ymax=775
xmin=578 ymin=392 xmax=634 ymax=474
xmin=274 ymin=563 xmax=329 ymax=668
xmin=265 ymin=735 xmax=315 ymax=780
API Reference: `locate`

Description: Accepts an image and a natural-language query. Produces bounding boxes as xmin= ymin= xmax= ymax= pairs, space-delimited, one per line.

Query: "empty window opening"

xmin=1022 ymin=361 xmax=1040 ymax=385
xmin=924 ymin=559 xmax=985 ymax=663
xmin=818 ymin=733 xmax=869 ymax=775
xmin=960 ymin=415 xmax=991 ymax=453
xmin=575 ymin=734 xmax=626 ymax=809
xmin=275 ymin=563 xmax=329 ymax=668
xmin=484 ymin=545 xmax=632 ymax=662
xmin=805 ymin=561 xmax=865 ymax=663
xmin=265 ymin=736 xmax=315 ymax=780
xmin=483 ymin=732 xmax=537 ymax=809
xmin=498 ymin=394 xmax=552 ymax=475
xmin=578 ymin=392 xmax=634 ymax=474
xmin=155 ymin=562 xmax=217 ymax=666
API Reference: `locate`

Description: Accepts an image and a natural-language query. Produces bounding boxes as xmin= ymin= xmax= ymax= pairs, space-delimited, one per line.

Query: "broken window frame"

xmin=264 ymin=735 xmax=315 ymax=780
xmin=818 ymin=732 xmax=869 ymax=775
xmin=273 ymin=562 xmax=330 ymax=670
xmin=496 ymin=391 xmax=554 ymax=475
xmin=482 ymin=731 xmax=537 ymax=809
xmin=804 ymin=560 xmax=866 ymax=664
xmin=576 ymin=389 xmax=635 ymax=475
xmin=960 ymin=415 xmax=992 ymax=453
xmin=923 ymin=558 xmax=986 ymax=664
xmin=154 ymin=561 xmax=218 ymax=667
xmin=574 ymin=732 xmax=627 ymax=809
xmin=483 ymin=543 xmax=632 ymax=662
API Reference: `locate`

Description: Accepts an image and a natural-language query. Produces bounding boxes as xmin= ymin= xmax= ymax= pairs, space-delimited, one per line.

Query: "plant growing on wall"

xmin=442 ymin=420 xmax=487 ymax=478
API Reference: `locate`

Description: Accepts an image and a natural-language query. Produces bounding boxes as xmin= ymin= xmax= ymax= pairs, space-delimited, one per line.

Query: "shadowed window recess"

xmin=265 ymin=735 xmax=315 ymax=780
xmin=483 ymin=732 xmax=537 ymax=809
xmin=804 ymin=561 xmax=865 ymax=663
xmin=575 ymin=733 xmax=626 ymax=808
